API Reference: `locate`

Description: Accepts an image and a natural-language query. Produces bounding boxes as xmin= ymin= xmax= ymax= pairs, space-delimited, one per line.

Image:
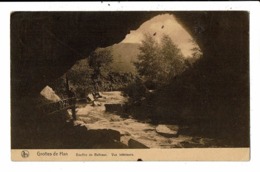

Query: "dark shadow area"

xmin=11 ymin=95 xmax=128 ymax=149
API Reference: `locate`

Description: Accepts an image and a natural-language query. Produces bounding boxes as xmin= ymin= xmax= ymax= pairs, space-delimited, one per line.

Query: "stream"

xmin=74 ymin=91 xmax=221 ymax=148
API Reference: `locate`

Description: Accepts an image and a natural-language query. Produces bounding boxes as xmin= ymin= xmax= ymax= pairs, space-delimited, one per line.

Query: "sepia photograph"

xmin=11 ymin=11 xmax=249 ymax=160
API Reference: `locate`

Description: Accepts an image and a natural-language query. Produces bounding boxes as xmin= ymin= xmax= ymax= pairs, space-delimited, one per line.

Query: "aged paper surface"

xmin=11 ymin=10 xmax=250 ymax=161
xmin=12 ymin=149 xmax=249 ymax=161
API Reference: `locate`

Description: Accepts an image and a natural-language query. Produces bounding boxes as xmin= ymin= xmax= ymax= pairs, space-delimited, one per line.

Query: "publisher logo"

xmin=21 ymin=150 xmax=29 ymax=158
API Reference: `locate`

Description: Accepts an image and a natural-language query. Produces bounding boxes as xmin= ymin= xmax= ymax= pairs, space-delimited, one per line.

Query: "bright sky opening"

xmin=121 ymin=14 xmax=196 ymax=58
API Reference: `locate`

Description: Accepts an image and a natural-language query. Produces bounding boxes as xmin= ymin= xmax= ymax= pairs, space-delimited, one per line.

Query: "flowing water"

xmin=75 ymin=91 xmax=220 ymax=148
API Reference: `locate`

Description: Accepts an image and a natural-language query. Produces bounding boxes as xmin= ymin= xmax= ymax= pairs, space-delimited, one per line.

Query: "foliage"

xmin=190 ymin=39 xmax=203 ymax=59
xmin=88 ymin=48 xmax=113 ymax=80
xmin=107 ymin=72 xmax=135 ymax=91
xmin=184 ymin=39 xmax=203 ymax=67
xmin=88 ymin=48 xmax=114 ymax=93
xmin=134 ymin=34 xmax=187 ymax=88
xmin=122 ymin=77 xmax=148 ymax=101
xmin=50 ymin=54 xmax=136 ymax=98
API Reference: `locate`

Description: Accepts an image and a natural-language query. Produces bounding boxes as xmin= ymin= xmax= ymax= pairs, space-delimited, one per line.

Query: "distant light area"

xmin=122 ymin=14 xmax=196 ymax=58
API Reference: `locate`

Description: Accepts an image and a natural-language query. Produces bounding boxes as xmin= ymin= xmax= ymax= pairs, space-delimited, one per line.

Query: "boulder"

xmin=156 ymin=125 xmax=179 ymax=137
xmin=40 ymin=85 xmax=61 ymax=102
xmin=128 ymin=139 xmax=149 ymax=148
xmin=97 ymin=97 xmax=107 ymax=102
xmin=95 ymin=92 xmax=103 ymax=98
xmin=92 ymin=101 xmax=101 ymax=107
xmin=88 ymin=129 xmax=121 ymax=142
xmin=105 ymin=104 xmax=125 ymax=113
xmin=87 ymin=93 xmax=95 ymax=102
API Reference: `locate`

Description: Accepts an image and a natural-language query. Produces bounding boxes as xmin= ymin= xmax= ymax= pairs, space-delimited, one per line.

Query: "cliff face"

xmin=11 ymin=12 xmax=249 ymax=148
xmin=177 ymin=12 xmax=249 ymax=146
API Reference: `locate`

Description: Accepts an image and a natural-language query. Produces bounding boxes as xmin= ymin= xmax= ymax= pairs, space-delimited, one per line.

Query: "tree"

xmin=88 ymin=48 xmax=113 ymax=92
xmin=134 ymin=33 xmax=186 ymax=88
xmin=134 ymin=34 xmax=160 ymax=83
xmin=160 ymin=34 xmax=186 ymax=80
xmin=185 ymin=39 xmax=203 ymax=67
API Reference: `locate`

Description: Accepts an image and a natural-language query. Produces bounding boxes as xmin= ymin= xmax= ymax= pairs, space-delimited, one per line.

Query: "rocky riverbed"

xmin=73 ymin=91 xmax=225 ymax=148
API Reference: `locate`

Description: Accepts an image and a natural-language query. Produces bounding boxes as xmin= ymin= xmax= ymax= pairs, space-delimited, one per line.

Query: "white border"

xmin=1 ymin=1 xmax=260 ymax=172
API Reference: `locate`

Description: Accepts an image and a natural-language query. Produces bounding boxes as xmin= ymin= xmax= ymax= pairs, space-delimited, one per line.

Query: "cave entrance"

xmin=36 ymin=13 xmax=204 ymax=149
xmin=11 ymin=12 xmax=249 ymax=148
xmin=46 ymin=13 xmax=202 ymax=105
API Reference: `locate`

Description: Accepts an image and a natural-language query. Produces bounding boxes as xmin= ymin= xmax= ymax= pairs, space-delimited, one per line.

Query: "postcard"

xmin=11 ymin=10 xmax=249 ymax=161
